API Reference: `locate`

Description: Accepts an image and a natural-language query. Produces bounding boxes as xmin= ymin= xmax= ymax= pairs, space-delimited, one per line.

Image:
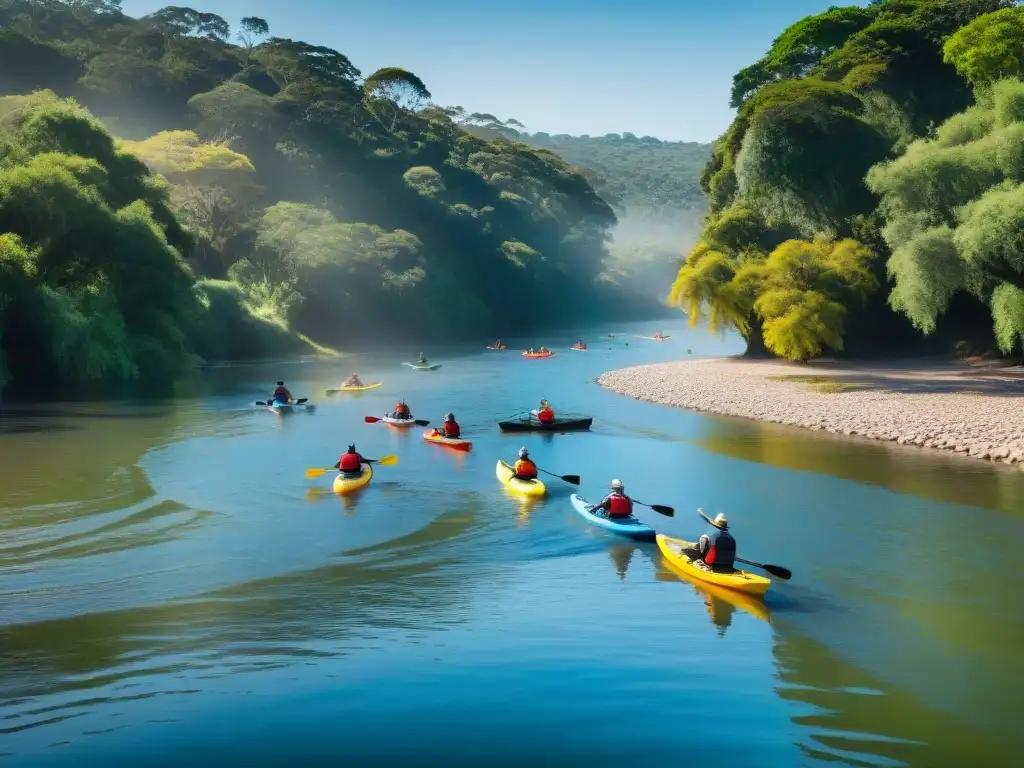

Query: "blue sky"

xmin=122 ymin=0 xmax=862 ymax=143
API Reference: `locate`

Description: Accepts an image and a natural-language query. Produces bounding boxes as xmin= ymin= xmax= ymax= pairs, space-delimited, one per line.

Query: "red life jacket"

xmin=444 ymin=421 xmax=460 ymax=437
xmin=514 ymin=459 xmax=537 ymax=479
xmin=537 ymin=407 xmax=555 ymax=423
xmin=273 ymin=386 xmax=290 ymax=400
xmin=608 ymin=492 xmax=632 ymax=518
xmin=339 ymin=452 xmax=362 ymax=472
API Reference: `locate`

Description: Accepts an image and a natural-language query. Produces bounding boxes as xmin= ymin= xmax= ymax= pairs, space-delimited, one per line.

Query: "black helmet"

xmin=445 ymin=412 xmax=454 ymax=421
xmin=348 ymin=444 xmax=356 ymax=452
xmin=277 ymin=381 xmax=284 ymax=386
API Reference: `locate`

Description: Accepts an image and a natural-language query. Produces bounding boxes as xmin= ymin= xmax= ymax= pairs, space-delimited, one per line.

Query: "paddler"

xmin=391 ymin=399 xmax=412 ymax=419
xmin=589 ymin=479 xmax=633 ymax=519
xmin=539 ymin=346 xmax=549 ymax=354
xmin=344 ymin=373 xmax=363 ymax=387
xmin=494 ymin=338 xmax=503 ymax=348
xmin=576 ymin=337 xmax=586 ymax=349
xmin=512 ymin=447 xmax=538 ymax=480
xmin=440 ymin=412 xmax=461 ymax=438
xmin=335 ymin=444 xmax=367 ymax=478
xmin=682 ymin=511 xmax=737 ymax=572
xmin=271 ymin=381 xmax=292 ymax=404
xmin=536 ymin=398 xmax=555 ymax=424
xmin=418 ymin=352 xmax=429 ymax=365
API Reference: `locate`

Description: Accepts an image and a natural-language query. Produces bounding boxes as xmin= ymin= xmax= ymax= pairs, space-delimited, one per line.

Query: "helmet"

xmin=277 ymin=381 xmax=284 ymax=386
xmin=518 ymin=447 xmax=529 ymax=458
xmin=445 ymin=412 xmax=454 ymax=421
xmin=611 ymin=479 xmax=624 ymax=490
xmin=348 ymin=444 xmax=356 ymax=453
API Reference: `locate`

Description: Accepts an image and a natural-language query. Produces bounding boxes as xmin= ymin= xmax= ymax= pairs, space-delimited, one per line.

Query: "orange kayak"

xmin=423 ymin=429 xmax=472 ymax=451
xmin=522 ymin=351 xmax=555 ymax=358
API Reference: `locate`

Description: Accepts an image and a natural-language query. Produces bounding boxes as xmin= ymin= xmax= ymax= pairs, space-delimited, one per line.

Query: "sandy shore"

xmin=597 ymin=357 xmax=1024 ymax=465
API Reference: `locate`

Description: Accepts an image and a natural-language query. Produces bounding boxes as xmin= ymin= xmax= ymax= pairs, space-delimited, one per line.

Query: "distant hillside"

xmin=457 ymin=114 xmax=712 ymax=302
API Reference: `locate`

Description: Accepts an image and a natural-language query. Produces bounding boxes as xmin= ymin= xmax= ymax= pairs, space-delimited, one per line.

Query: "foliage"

xmin=670 ymin=0 xmax=1019 ymax=360
xmin=943 ymin=6 xmax=1024 ymax=85
xmin=867 ymin=78 xmax=1024 ymax=352
xmin=363 ymin=67 xmax=430 ymax=132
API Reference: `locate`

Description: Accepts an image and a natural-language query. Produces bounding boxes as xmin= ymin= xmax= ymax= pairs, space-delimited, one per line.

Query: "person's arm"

xmin=698 ymin=534 xmax=710 ymax=556
xmin=589 ymin=495 xmax=610 ymax=513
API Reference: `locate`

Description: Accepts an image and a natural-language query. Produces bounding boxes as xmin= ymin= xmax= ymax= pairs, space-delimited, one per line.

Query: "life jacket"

xmin=537 ymin=407 xmax=555 ymax=424
xmin=273 ymin=386 xmax=290 ymax=401
xmin=395 ymin=404 xmax=410 ymax=417
xmin=339 ymin=452 xmax=362 ymax=473
xmin=514 ymin=458 xmax=537 ymax=478
xmin=443 ymin=421 xmax=461 ymax=437
xmin=607 ymin=491 xmax=632 ymax=518
xmin=704 ymin=528 xmax=737 ymax=570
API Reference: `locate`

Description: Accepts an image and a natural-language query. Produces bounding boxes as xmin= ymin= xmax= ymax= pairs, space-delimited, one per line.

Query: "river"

xmin=1 ymin=319 xmax=1022 ymax=767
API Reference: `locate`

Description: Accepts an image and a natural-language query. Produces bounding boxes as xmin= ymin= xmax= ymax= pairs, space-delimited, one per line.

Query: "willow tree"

xmin=867 ymin=77 xmax=1024 ymax=353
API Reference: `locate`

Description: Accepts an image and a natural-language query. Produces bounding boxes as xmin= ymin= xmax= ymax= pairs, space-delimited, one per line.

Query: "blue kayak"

xmin=569 ymin=493 xmax=656 ymax=541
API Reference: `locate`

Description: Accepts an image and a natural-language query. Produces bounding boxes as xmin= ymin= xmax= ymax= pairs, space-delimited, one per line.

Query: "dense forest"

xmin=465 ymin=117 xmax=711 ymax=301
xmin=0 ymin=0 xmax=670 ymax=394
xmin=670 ymin=0 xmax=1024 ymax=362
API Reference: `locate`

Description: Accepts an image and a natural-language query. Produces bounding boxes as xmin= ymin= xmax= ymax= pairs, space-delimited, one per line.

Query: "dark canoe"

xmin=497 ymin=416 xmax=593 ymax=433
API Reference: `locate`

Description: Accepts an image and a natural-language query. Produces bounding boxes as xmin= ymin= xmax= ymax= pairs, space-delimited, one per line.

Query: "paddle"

xmin=536 ymin=467 xmax=580 ymax=486
xmin=697 ymin=508 xmax=792 ymax=580
xmin=305 ymin=454 xmax=399 ymax=478
xmin=364 ymin=415 xmax=431 ymax=427
xmin=633 ymin=500 xmax=675 ymax=517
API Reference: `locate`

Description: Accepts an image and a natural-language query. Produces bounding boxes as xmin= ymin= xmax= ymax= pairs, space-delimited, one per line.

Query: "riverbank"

xmin=597 ymin=357 xmax=1024 ymax=465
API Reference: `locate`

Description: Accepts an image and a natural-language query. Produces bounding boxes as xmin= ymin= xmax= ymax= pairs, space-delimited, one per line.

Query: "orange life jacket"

xmin=537 ymin=407 xmax=555 ymax=424
xmin=514 ymin=459 xmax=537 ymax=478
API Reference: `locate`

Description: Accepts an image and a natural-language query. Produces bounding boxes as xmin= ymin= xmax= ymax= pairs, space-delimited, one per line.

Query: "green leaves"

xmin=944 ymin=6 xmax=1024 ymax=86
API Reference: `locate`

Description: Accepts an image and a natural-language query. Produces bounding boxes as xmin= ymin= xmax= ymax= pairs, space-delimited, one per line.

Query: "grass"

xmin=766 ymin=375 xmax=864 ymax=394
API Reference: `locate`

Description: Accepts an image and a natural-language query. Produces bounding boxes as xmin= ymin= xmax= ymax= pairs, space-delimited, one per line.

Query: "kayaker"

xmin=334 ymin=444 xmax=367 ymax=477
xmin=682 ymin=512 xmax=737 ymax=572
xmin=494 ymin=339 xmax=503 ymax=348
xmin=418 ymin=352 xmax=428 ymax=365
xmin=536 ymin=399 xmax=555 ymax=424
xmin=528 ymin=347 xmax=535 ymax=354
xmin=392 ymin=400 xmax=412 ymax=419
xmin=513 ymin=447 xmax=538 ymax=480
xmin=271 ymin=381 xmax=292 ymax=404
xmin=576 ymin=337 xmax=585 ymax=349
xmin=539 ymin=346 xmax=549 ymax=354
xmin=589 ymin=479 xmax=633 ymax=519
xmin=441 ymin=412 xmax=461 ymax=438
xmin=344 ymin=373 xmax=363 ymax=387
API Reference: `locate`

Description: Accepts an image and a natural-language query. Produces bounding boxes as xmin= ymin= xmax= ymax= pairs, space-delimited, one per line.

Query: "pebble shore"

xmin=597 ymin=357 xmax=1024 ymax=466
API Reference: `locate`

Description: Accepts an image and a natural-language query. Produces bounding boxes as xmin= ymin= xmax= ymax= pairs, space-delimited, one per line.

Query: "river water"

xmin=1 ymin=319 xmax=1022 ymax=766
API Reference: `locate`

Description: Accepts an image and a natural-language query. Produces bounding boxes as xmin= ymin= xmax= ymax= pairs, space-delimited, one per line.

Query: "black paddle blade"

xmin=296 ymin=398 xmax=308 ymax=404
xmin=364 ymin=416 xmax=381 ymax=423
xmin=762 ymin=564 xmax=792 ymax=580
xmin=650 ymin=504 xmax=674 ymax=517
xmin=255 ymin=401 xmax=267 ymax=406
xmin=561 ymin=474 xmax=580 ymax=485
xmin=414 ymin=419 xmax=431 ymax=426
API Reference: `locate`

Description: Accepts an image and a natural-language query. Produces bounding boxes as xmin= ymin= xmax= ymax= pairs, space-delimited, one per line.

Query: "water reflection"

xmin=654 ymin=555 xmax=771 ymax=631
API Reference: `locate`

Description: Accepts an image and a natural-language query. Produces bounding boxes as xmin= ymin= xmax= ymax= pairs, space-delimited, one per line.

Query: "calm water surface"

xmin=2 ymin=320 xmax=1023 ymax=766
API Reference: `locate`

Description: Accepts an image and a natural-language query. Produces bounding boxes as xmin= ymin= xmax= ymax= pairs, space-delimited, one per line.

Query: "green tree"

xmin=236 ymin=15 xmax=268 ymax=66
xmin=144 ymin=6 xmax=230 ymax=42
xmin=943 ymin=6 xmax=1024 ymax=86
xmin=363 ymin=67 xmax=431 ymax=132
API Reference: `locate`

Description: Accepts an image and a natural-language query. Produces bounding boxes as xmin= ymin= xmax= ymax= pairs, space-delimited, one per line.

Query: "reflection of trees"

xmin=771 ymin=624 xmax=1019 ymax=765
xmin=692 ymin=416 xmax=1024 ymax=515
xmin=0 ymin=506 xmax=479 ymax=707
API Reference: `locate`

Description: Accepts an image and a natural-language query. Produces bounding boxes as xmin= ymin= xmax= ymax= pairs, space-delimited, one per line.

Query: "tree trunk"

xmin=741 ymin=313 xmax=771 ymax=359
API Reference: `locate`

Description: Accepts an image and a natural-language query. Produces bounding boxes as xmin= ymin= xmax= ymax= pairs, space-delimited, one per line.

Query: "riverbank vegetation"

xmin=0 ymin=0 xmax=666 ymax=393
xmin=670 ymin=0 xmax=1024 ymax=362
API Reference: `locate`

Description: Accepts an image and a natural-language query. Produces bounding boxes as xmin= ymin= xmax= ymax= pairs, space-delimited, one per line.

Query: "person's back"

xmin=337 ymin=447 xmax=364 ymax=477
xmin=272 ymin=382 xmax=291 ymax=403
xmin=537 ymin=402 xmax=555 ymax=423
xmin=513 ymin=449 xmax=537 ymax=480
xmin=603 ymin=490 xmax=633 ymax=519
xmin=701 ymin=526 xmax=736 ymax=572
xmin=394 ymin=402 xmax=410 ymax=418
xmin=443 ymin=420 xmax=460 ymax=438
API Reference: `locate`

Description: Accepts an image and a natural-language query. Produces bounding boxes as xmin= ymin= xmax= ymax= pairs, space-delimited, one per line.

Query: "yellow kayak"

xmin=325 ymin=382 xmax=382 ymax=395
xmin=495 ymin=459 xmax=546 ymax=497
xmin=333 ymin=464 xmax=373 ymax=495
xmin=656 ymin=533 xmax=771 ymax=596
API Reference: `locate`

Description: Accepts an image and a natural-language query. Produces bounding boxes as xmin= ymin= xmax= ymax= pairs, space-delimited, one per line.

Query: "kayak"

xmin=522 ymin=351 xmax=555 ymax=358
xmin=423 ymin=429 xmax=472 ymax=451
xmin=382 ymin=414 xmax=417 ymax=428
xmin=495 ymin=459 xmax=546 ymax=497
xmin=486 ymin=345 xmax=507 ymax=351
xmin=498 ymin=416 xmax=593 ymax=432
xmin=268 ymin=401 xmax=293 ymax=414
xmin=333 ymin=464 xmax=373 ymax=495
xmin=640 ymin=335 xmax=672 ymax=341
xmin=403 ymin=362 xmax=442 ymax=370
xmin=570 ymin=347 xmax=587 ymax=352
xmin=325 ymin=382 xmax=382 ymax=394
xmin=656 ymin=534 xmax=771 ymax=596
xmin=569 ymin=494 xmax=656 ymax=541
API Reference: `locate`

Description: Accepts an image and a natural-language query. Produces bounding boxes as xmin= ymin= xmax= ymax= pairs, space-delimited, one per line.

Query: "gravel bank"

xmin=598 ymin=357 xmax=1024 ymax=465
